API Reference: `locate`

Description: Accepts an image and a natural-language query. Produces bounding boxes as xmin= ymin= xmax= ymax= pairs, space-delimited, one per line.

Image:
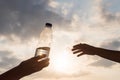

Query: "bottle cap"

xmin=45 ymin=23 xmax=52 ymax=27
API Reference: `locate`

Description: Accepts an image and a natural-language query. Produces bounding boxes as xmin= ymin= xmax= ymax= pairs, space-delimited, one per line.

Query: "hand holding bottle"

xmin=0 ymin=54 xmax=49 ymax=80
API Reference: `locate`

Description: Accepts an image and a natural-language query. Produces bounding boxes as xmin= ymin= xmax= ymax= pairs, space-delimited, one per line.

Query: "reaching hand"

xmin=72 ymin=43 xmax=120 ymax=63
xmin=72 ymin=43 xmax=98 ymax=57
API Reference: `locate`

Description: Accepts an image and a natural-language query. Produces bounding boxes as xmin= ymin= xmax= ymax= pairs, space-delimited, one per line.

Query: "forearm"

xmin=0 ymin=65 xmax=24 ymax=80
xmin=96 ymin=48 xmax=120 ymax=63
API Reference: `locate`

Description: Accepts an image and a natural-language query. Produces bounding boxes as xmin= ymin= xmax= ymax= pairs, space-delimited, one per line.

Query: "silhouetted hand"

xmin=72 ymin=43 xmax=120 ymax=63
xmin=0 ymin=54 xmax=49 ymax=80
xmin=18 ymin=54 xmax=49 ymax=76
xmin=72 ymin=43 xmax=98 ymax=57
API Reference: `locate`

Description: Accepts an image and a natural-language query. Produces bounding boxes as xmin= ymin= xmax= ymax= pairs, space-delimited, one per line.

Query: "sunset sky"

xmin=0 ymin=0 xmax=120 ymax=80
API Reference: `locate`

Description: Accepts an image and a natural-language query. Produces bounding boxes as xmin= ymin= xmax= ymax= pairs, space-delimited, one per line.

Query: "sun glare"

xmin=52 ymin=54 xmax=71 ymax=73
xmin=50 ymin=51 xmax=79 ymax=74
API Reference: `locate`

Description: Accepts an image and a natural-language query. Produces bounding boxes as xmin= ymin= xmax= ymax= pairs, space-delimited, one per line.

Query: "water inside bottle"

xmin=35 ymin=47 xmax=50 ymax=57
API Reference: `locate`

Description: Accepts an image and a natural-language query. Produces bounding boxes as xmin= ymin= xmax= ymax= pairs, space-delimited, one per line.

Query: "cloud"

xmin=70 ymin=0 xmax=120 ymax=68
xmin=49 ymin=0 xmax=59 ymax=8
xmin=1 ymin=0 xmax=120 ymax=80
xmin=28 ymin=69 xmax=90 ymax=79
xmin=0 ymin=0 xmax=67 ymax=39
xmin=101 ymin=40 xmax=120 ymax=50
xmin=90 ymin=58 xmax=116 ymax=68
xmin=88 ymin=0 xmax=120 ymax=68
xmin=0 ymin=50 xmax=20 ymax=72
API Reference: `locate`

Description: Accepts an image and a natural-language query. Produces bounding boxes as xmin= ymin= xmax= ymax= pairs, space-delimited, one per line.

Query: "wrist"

xmin=92 ymin=47 xmax=102 ymax=55
xmin=94 ymin=47 xmax=106 ymax=56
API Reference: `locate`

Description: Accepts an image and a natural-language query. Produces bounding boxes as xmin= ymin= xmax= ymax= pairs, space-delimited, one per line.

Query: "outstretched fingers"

xmin=73 ymin=49 xmax=82 ymax=54
xmin=77 ymin=53 xmax=85 ymax=57
xmin=72 ymin=43 xmax=88 ymax=57
xmin=73 ymin=43 xmax=81 ymax=49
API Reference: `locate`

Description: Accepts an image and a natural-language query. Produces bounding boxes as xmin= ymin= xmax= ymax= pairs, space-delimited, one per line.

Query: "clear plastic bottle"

xmin=35 ymin=23 xmax=52 ymax=57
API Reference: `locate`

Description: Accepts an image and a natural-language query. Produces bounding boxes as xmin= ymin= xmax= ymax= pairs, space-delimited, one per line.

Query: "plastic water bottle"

xmin=35 ymin=23 xmax=52 ymax=57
